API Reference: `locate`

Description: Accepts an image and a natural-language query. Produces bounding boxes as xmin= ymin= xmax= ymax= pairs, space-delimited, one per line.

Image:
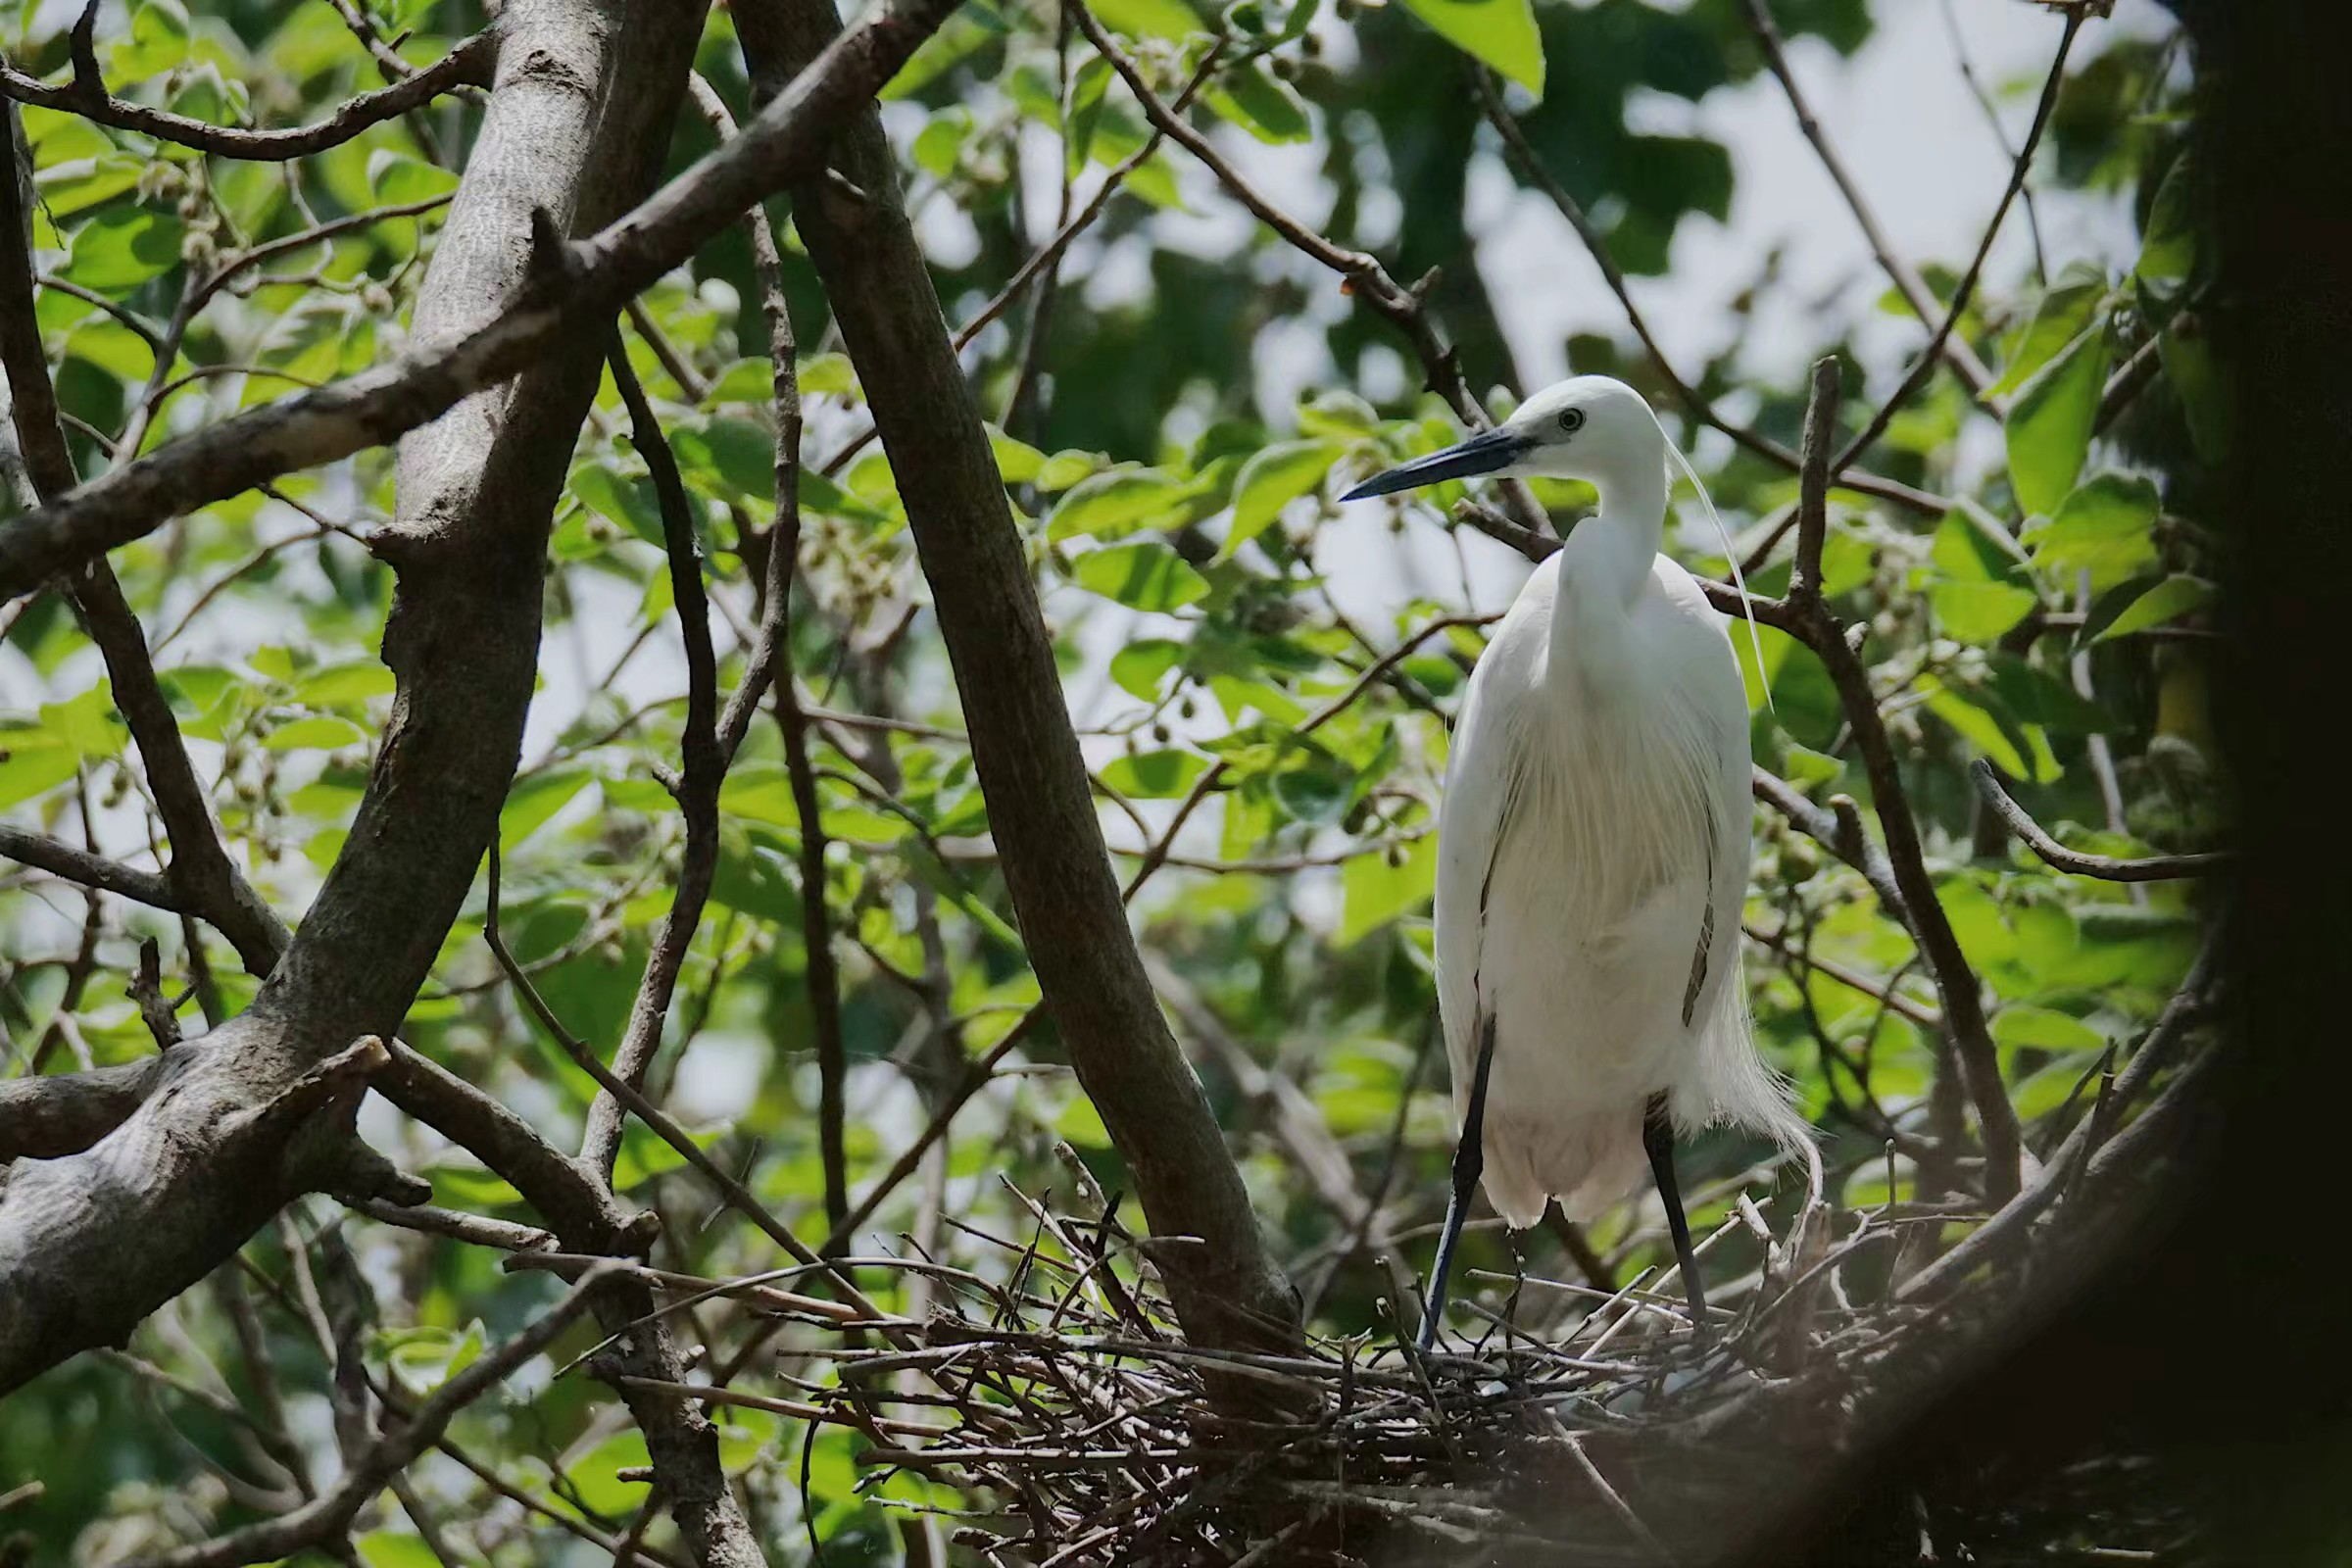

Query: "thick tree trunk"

xmin=731 ymin=0 xmax=1300 ymax=1360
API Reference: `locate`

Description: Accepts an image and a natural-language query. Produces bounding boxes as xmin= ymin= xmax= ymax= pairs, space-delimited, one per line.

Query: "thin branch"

xmin=345 ymin=1197 xmax=556 ymax=1253
xmin=1072 ymin=2 xmax=1549 ymax=540
xmin=0 ymin=29 xmax=497 ymax=160
xmin=1 ymin=104 xmax=291 ymax=977
xmin=577 ymin=333 xmax=723 ymax=1180
xmin=1835 ymin=13 xmax=2085 ymax=473
xmin=1740 ymin=0 xmax=1996 ymax=397
xmin=126 ymin=1265 xmax=620 ymax=1568
xmin=1898 ymin=937 xmax=2217 ymax=1300
xmin=1471 ymin=74 xmax=1945 ymax=520
xmin=0 ymin=0 xmax=971 ymax=602
xmin=1970 ymin=760 xmax=2229 ymax=881
xmin=0 ymin=822 xmax=180 ymax=909
xmin=1784 ymin=358 xmax=2023 ymax=1199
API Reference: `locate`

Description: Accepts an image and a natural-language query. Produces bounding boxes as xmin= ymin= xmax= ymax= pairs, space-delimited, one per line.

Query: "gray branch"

xmin=732 ymin=0 xmax=1302 ymax=1367
xmin=0 ymin=0 xmax=968 ymax=605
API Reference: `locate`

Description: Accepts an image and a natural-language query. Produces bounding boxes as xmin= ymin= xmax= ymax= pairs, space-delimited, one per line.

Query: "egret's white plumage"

xmin=1348 ymin=376 xmax=1807 ymax=1238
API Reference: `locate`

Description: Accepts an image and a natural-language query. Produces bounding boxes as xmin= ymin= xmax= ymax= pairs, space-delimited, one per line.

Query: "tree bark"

xmin=731 ymin=0 xmax=1300 ymax=1359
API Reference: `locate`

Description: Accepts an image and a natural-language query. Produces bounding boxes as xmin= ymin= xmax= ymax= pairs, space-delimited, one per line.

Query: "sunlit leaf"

xmin=2026 ymin=471 xmax=2158 ymax=590
xmin=1048 ymin=467 xmax=1189 ymax=541
xmin=1102 ymin=749 xmax=1208 ymax=799
xmin=1400 ymin=0 xmax=1544 ymax=96
xmin=1070 ymin=542 xmax=1209 ymax=611
xmin=2004 ymin=325 xmax=2111 ymax=516
xmin=67 ymin=208 xmax=183 ymax=295
xmin=2094 ymin=573 xmax=2213 ymax=641
xmin=1339 ymin=837 xmax=1437 ymax=946
xmin=1219 ymin=439 xmax=1339 ymax=561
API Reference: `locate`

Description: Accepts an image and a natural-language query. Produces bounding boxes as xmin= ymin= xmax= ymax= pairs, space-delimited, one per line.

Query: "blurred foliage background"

xmin=0 ymin=0 xmax=2218 ymax=1559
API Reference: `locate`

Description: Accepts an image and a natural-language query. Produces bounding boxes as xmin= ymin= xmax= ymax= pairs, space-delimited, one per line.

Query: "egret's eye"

xmin=1557 ymin=408 xmax=1586 ymax=435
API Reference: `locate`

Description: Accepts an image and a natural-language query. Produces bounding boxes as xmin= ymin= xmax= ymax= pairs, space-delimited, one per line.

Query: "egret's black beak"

xmin=1340 ymin=427 xmax=1531 ymax=501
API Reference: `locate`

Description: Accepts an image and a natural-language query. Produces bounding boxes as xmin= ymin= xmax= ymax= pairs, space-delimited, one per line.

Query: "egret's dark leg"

xmin=1420 ymin=1015 xmax=1497 ymax=1352
xmin=1642 ymin=1094 xmax=1709 ymax=1337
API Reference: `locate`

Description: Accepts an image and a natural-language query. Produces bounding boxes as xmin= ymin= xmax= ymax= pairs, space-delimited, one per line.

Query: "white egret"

xmin=1342 ymin=376 xmax=1809 ymax=1348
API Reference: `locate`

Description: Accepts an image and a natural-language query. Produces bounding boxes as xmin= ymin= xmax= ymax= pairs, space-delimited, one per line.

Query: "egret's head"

xmin=1339 ymin=375 xmax=1662 ymax=501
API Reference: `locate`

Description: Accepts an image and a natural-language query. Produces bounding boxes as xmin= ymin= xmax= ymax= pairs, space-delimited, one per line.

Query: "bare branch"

xmin=577 ymin=335 xmax=724 ymax=1181
xmin=124 ymin=1264 xmax=619 ymax=1568
xmin=1836 ymin=13 xmax=2085 ymax=473
xmin=1971 ymin=760 xmax=2229 ymax=881
xmin=1782 ymin=357 xmax=2023 ymax=1198
xmin=0 ymin=29 xmax=496 ymax=160
xmin=1740 ymin=0 xmax=1996 ymax=397
xmin=0 ymin=0 xmax=974 ymax=604
xmin=0 ymin=821 xmax=180 ymax=909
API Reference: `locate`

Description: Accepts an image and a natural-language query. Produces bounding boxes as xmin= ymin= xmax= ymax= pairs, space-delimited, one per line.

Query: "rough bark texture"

xmin=0 ymin=0 xmax=966 ymax=605
xmin=0 ymin=0 xmax=707 ymax=1404
xmin=733 ymin=0 xmax=1300 ymax=1358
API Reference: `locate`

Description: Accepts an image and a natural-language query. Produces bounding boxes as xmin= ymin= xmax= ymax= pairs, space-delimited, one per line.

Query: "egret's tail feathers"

xmin=1481 ymin=1107 xmax=1647 ymax=1228
xmin=1670 ymin=981 xmax=1816 ymax=1157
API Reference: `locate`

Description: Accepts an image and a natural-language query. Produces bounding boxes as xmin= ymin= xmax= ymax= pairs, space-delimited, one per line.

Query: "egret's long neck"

xmin=1551 ymin=446 xmax=1668 ymax=674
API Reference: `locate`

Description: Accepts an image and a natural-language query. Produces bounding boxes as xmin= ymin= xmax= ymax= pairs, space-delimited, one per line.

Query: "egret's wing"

xmin=1680 ymin=834 xmax=1717 ymax=1028
xmin=1433 ymin=643 xmax=1535 ymax=1116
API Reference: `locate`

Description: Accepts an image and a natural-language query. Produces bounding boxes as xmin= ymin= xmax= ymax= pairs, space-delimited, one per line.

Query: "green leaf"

xmin=357 ymin=1534 xmax=443 ymax=1568
xmin=1091 ymin=0 xmax=1205 ymax=38
xmin=1338 ymin=837 xmax=1437 ymax=946
xmin=1069 ymin=542 xmax=1209 ymax=611
xmin=569 ymin=1431 xmax=653 ymax=1515
xmin=1219 ymin=439 xmax=1338 ymax=561
xmin=2158 ymin=322 xmax=2230 ymax=462
xmin=1991 ymin=272 xmax=2106 ymax=396
xmin=1047 ymin=467 xmax=1188 ymax=541
xmin=366 ymin=150 xmax=460 ymax=206
xmin=500 ymin=768 xmax=591 ymax=850
xmin=112 ymin=0 xmax=190 ymax=77
xmin=988 ymin=424 xmax=1048 ymax=483
xmin=384 ymin=1321 xmax=484 ymax=1396
xmin=571 ymin=461 xmax=663 ymax=545
xmin=2134 ymin=155 xmax=2196 ymax=289
xmin=1101 ymin=749 xmax=1208 ymax=799
xmin=264 ymin=715 xmax=367 ymax=752
xmin=2027 ymin=471 xmax=2158 ymax=590
xmin=1920 ymin=676 xmax=2034 ymax=780
xmin=67 ymin=208 xmax=183 ymax=295
xmin=1207 ymin=64 xmax=1310 ymax=144
xmin=671 ymin=416 xmax=775 ymax=505
xmin=2004 ymin=325 xmax=2111 ymax=516
xmin=297 ymin=662 xmax=397 ymax=707
xmin=1993 ymin=1005 xmax=2105 ymax=1054
xmin=1400 ymin=0 xmax=1544 ymax=96
xmin=1926 ymin=506 xmax=2037 ymax=641
xmin=2094 ymin=573 xmax=2213 ymax=641
xmin=0 ymin=730 xmax=79 ymax=810
xmin=883 ymin=5 xmax=1006 ymax=98
xmin=1930 ymin=580 xmax=2037 ymax=643
xmin=1110 ymin=638 xmax=1184 ymax=700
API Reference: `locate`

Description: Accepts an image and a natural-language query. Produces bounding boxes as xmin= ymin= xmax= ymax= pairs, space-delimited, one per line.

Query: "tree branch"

xmin=1970 ymin=760 xmax=2229 ymax=880
xmin=0 ymin=821 xmax=180 ymax=910
xmin=1783 ymin=357 xmax=2023 ymax=1199
xmin=124 ymin=1264 xmax=618 ymax=1568
xmin=0 ymin=0 xmax=971 ymax=604
xmin=576 ymin=334 xmax=724 ymax=1181
xmin=1471 ymin=72 xmax=1948 ymax=520
xmin=1835 ymin=13 xmax=2084 ymax=473
xmin=734 ymin=0 xmax=1301 ymax=1366
xmin=0 ymin=28 xmax=497 ymax=160
xmin=1740 ymin=0 xmax=1996 ymax=398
